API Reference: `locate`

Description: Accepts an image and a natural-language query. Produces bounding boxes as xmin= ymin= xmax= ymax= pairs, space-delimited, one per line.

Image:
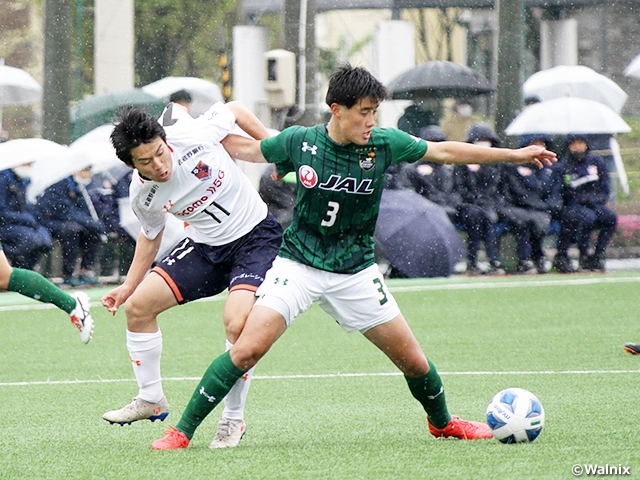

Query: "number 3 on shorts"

xmin=372 ymin=277 xmax=388 ymax=305
xmin=321 ymin=201 xmax=340 ymax=227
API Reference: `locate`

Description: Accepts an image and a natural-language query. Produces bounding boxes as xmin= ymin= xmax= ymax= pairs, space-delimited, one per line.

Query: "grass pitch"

xmin=0 ymin=271 xmax=639 ymax=479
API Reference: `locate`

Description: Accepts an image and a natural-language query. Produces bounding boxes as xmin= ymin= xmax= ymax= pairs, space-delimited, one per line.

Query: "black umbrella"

xmin=374 ymin=189 xmax=466 ymax=278
xmin=388 ymin=61 xmax=494 ymax=100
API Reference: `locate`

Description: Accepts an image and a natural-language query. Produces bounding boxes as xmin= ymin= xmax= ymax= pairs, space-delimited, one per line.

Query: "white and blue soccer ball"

xmin=486 ymin=388 xmax=545 ymax=443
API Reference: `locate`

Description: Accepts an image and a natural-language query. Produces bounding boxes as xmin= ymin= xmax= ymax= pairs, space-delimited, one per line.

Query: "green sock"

xmin=7 ymin=268 xmax=76 ymax=313
xmin=405 ymin=359 xmax=451 ymax=429
xmin=176 ymin=351 xmax=246 ymax=439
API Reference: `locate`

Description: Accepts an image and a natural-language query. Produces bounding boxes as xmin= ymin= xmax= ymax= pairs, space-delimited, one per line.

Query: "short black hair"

xmin=169 ymin=89 xmax=192 ymax=104
xmin=110 ymin=106 xmax=166 ymax=167
xmin=325 ymin=63 xmax=388 ymax=109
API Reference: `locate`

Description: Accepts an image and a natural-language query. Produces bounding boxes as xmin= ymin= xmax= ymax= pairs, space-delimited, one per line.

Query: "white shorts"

xmin=255 ymin=256 xmax=400 ymax=334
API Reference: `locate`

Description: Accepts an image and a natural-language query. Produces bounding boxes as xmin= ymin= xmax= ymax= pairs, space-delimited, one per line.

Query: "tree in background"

xmin=134 ymin=0 xmax=239 ymax=86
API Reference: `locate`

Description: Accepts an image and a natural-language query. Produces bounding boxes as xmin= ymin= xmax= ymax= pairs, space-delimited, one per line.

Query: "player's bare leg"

xmin=364 ymin=314 xmax=492 ymax=440
xmin=103 ymin=272 xmax=177 ymax=425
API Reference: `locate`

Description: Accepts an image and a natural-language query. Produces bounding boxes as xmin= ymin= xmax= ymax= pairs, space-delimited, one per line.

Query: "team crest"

xmin=191 ymin=161 xmax=212 ymax=181
xmin=359 ymin=151 xmax=376 ymax=171
xmin=298 ymin=165 xmax=318 ymax=188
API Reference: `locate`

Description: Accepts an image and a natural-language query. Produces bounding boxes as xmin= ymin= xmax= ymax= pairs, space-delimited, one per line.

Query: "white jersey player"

xmin=101 ymin=101 xmax=282 ymax=449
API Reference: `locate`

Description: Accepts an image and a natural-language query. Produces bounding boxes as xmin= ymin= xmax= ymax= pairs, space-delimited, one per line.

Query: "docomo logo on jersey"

xmin=298 ymin=165 xmax=318 ymax=188
xmin=176 ymin=169 xmax=226 ymax=216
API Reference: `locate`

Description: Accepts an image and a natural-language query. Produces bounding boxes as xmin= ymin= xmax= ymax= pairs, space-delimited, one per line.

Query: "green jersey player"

xmin=152 ymin=64 xmax=556 ymax=450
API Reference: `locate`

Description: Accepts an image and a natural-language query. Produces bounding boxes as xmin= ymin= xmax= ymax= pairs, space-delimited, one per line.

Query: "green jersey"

xmin=260 ymin=125 xmax=428 ymax=274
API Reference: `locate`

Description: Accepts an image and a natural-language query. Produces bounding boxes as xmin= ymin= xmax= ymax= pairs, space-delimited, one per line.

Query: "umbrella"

xmin=0 ymin=138 xmax=76 ymax=204
xmin=374 ymin=189 xmax=466 ymax=278
xmin=142 ymin=76 xmax=223 ymax=117
xmin=70 ymin=88 xmax=166 ymax=141
xmin=0 ymin=64 xmax=42 ymax=106
xmin=505 ymin=97 xmax=631 ymax=136
xmin=388 ymin=61 xmax=494 ymax=100
xmin=0 ymin=138 xmax=70 ymax=171
xmin=522 ymin=65 xmax=627 ymax=114
xmin=624 ymin=53 xmax=640 ymax=79
xmin=69 ymin=124 xmax=121 ymax=174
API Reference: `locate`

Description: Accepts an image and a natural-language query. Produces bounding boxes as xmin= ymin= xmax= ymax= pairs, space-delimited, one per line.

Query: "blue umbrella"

xmin=375 ymin=189 xmax=466 ymax=278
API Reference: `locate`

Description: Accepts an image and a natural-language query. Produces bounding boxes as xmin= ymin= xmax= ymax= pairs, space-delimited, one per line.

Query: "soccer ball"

xmin=486 ymin=388 xmax=545 ymax=443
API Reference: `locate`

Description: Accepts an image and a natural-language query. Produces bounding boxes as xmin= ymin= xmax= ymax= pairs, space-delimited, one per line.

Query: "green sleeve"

xmin=260 ymin=128 xmax=296 ymax=176
xmin=384 ymin=128 xmax=428 ymax=164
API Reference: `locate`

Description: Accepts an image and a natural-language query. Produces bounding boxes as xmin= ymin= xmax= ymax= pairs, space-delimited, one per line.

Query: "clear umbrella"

xmin=69 ymin=124 xmax=121 ymax=174
xmin=505 ymin=97 xmax=631 ymax=136
xmin=624 ymin=53 xmax=640 ymax=79
xmin=0 ymin=62 xmax=43 ymax=129
xmin=522 ymin=65 xmax=627 ymax=114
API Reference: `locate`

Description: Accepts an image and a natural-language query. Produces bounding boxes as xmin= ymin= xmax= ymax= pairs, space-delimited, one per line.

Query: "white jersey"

xmin=129 ymin=102 xmax=268 ymax=246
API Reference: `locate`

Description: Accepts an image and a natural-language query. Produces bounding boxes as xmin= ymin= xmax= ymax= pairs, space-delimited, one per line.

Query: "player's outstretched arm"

xmin=424 ymin=141 xmax=557 ymax=169
xmin=222 ymin=134 xmax=267 ymax=164
xmin=225 ymin=101 xmax=271 ymax=140
xmin=101 ymin=230 xmax=163 ymax=315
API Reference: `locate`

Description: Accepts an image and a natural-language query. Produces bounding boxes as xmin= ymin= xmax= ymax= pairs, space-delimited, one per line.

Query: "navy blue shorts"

xmin=152 ymin=213 xmax=283 ymax=304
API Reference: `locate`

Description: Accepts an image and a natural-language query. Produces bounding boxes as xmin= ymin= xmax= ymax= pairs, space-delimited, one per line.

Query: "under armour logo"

xmin=274 ymin=277 xmax=289 ymax=286
xmin=301 ymin=142 xmax=317 ymax=155
xmin=163 ymin=258 xmax=176 ymax=266
xmin=199 ymin=386 xmax=216 ymax=403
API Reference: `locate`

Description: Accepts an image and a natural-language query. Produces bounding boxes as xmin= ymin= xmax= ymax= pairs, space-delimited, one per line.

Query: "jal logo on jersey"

xmin=191 ymin=161 xmax=212 ymax=181
xmin=298 ymin=165 xmax=318 ymax=188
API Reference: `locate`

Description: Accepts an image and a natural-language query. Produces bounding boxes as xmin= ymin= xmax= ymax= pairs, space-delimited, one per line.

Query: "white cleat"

xmin=69 ymin=291 xmax=94 ymax=344
xmin=209 ymin=418 xmax=246 ymax=449
xmin=102 ymin=396 xmax=169 ymax=426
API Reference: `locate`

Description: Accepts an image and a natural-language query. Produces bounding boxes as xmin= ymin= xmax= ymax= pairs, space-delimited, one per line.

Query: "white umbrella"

xmin=0 ymin=64 xmax=43 ymax=106
xmin=0 ymin=138 xmax=70 ymax=171
xmin=0 ymin=63 xmax=43 ymax=130
xmin=0 ymin=139 xmax=77 ymax=204
xmin=623 ymin=53 xmax=640 ymax=78
xmin=522 ymin=65 xmax=628 ymax=114
xmin=69 ymin=124 xmax=122 ymax=174
xmin=505 ymin=97 xmax=631 ymax=136
xmin=142 ymin=76 xmax=223 ymax=117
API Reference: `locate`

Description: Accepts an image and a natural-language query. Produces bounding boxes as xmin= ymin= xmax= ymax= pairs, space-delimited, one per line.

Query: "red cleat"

xmin=428 ymin=415 xmax=493 ymax=440
xmin=151 ymin=425 xmax=190 ymax=450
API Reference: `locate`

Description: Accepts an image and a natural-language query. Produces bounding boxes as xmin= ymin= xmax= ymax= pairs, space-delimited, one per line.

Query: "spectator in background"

xmin=169 ymin=89 xmax=192 ymax=112
xmin=452 ymin=123 xmax=505 ymax=275
xmin=440 ymin=99 xmax=481 ymax=142
xmin=553 ymin=134 xmax=617 ymax=272
xmin=34 ymin=166 xmax=106 ymax=287
xmin=397 ymin=101 xmax=439 ymax=137
xmin=0 ymin=163 xmax=52 ymax=270
xmin=524 ymin=95 xmax=542 ymax=107
xmin=496 ymin=134 xmax=561 ymax=274
xmin=398 ymin=125 xmax=462 ymax=223
xmin=89 ymin=167 xmax=136 ymax=277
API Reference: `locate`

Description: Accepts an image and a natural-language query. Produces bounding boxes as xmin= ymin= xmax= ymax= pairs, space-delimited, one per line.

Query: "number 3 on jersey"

xmin=321 ymin=201 xmax=340 ymax=227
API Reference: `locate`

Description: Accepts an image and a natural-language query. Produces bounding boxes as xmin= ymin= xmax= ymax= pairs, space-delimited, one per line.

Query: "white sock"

xmin=126 ymin=329 xmax=164 ymax=404
xmin=221 ymin=339 xmax=254 ymax=421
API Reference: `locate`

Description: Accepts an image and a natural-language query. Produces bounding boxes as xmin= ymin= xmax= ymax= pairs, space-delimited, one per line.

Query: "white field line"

xmin=0 ymin=275 xmax=638 ymax=312
xmin=1 ymin=275 xmax=638 ymax=387
xmin=1 ymin=369 xmax=640 ymax=387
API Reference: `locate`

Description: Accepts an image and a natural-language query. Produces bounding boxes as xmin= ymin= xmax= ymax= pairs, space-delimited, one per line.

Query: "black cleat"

xmin=624 ymin=343 xmax=640 ymax=355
